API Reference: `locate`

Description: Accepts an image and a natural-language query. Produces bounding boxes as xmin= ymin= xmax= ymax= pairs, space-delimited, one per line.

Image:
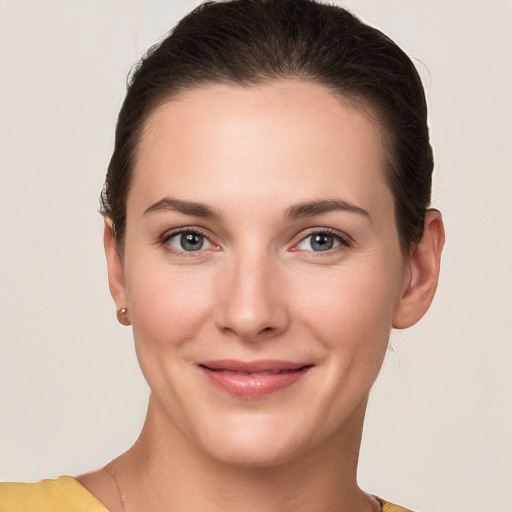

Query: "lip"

xmin=197 ymin=359 xmax=313 ymax=398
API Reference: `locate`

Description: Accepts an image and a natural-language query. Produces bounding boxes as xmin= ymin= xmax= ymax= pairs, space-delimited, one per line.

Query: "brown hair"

xmin=101 ymin=0 xmax=433 ymax=253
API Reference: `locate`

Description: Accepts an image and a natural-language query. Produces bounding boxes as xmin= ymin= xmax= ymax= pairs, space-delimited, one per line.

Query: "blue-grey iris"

xmin=180 ymin=233 xmax=204 ymax=251
xmin=311 ymin=234 xmax=334 ymax=251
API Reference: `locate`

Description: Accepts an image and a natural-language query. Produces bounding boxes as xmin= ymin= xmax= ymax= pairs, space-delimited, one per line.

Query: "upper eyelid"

xmin=296 ymin=227 xmax=352 ymax=244
xmin=161 ymin=226 xmax=214 ymax=242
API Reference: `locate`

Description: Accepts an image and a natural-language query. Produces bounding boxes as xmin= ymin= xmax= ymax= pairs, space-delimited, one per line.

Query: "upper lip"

xmin=198 ymin=359 xmax=312 ymax=373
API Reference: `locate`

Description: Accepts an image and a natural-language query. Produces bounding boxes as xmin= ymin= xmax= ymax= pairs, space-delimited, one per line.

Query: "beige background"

xmin=0 ymin=1 xmax=511 ymax=511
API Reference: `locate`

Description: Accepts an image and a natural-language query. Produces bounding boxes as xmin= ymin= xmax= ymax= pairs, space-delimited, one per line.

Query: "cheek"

xmin=126 ymin=260 xmax=215 ymax=354
xmin=291 ymin=259 xmax=402 ymax=356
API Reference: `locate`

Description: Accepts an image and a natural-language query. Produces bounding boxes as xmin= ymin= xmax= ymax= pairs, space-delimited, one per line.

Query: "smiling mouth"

xmin=197 ymin=360 xmax=313 ymax=398
xmin=206 ymin=368 xmax=303 ymax=376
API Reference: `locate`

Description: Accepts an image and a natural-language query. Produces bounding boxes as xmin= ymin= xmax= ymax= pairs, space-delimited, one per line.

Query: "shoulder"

xmin=0 ymin=476 xmax=108 ymax=512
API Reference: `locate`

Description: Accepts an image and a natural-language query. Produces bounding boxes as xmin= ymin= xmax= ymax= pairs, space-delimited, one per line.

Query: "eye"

xmin=165 ymin=230 xmax=215 ymax=252
xmin=294 ymin=230 xmax=349 ymax=252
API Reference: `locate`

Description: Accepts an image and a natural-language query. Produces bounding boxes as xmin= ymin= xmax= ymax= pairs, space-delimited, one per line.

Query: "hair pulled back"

xmin=101 ymin=0 xmax=433 ymax=253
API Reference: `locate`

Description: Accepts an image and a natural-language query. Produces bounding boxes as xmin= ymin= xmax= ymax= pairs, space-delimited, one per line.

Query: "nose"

xmin=216 ymin=253 xmax=290 ymax=341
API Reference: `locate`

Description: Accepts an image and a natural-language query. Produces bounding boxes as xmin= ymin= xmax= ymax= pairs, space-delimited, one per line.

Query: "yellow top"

xmin=0 ymin=476 xmax=106 ymax=511
xmin=0 ymin=476 xmax=414 ymax=512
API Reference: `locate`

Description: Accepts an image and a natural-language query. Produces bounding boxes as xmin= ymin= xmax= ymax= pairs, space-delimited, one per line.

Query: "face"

xmin=109 ymin=80 xmax=413 ymax=467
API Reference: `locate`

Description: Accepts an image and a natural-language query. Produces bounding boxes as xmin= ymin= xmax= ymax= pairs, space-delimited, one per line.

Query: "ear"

xmin=393 ymin=209 xmax=445 ymax=329
xmin=103 ymin=218 xmax=128 ymax=318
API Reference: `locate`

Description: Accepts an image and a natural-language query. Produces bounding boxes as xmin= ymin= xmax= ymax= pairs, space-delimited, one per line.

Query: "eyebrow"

xmin=143 ymin=196 xmax=370 ymax=222
xmin=144 ymin=197 xmax=221 ymax=220
xmin=284 ymin=199 xmax=372 ymax=221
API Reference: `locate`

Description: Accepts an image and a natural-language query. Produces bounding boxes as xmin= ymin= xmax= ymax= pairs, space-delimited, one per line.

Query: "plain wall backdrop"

xmin=0 ymin=1 xmax=511 ymax=511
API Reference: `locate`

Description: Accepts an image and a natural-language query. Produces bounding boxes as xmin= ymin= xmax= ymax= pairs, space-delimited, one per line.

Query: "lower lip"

xmin=199 ymin=366 xmax=312 ymax=398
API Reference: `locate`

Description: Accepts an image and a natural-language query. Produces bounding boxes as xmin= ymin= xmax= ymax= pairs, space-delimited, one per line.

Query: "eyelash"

xmin=161 ymin=228 xmax=219 ymax=256
xmin=160 ymin=227 xmax=352 ymax=256
xmin=292 ymin=228 xmax=353 ymax=254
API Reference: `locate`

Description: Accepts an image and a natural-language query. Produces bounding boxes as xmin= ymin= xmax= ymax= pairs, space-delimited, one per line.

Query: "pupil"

xmin=312 ymin=234 xmax=333 ymax=251
xmin=181 ymin=233 xmax=204 ymax=251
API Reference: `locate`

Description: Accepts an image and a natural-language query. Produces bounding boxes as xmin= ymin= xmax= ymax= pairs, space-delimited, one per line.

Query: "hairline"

xmin=114 ymin=76 xmax=403 ymax=255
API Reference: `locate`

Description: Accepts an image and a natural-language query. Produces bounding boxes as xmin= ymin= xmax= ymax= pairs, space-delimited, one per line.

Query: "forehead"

xmin=129 ymin=80 xmax=392 ymax=217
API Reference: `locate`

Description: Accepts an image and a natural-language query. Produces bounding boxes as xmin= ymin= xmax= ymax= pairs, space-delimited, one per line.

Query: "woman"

xmin=0 ymin=1 xmax=444 ymax=510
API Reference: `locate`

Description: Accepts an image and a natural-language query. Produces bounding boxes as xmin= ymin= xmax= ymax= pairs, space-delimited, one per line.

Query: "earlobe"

xmin=392 ymin=209 xmax=445 ymax=329
xmin=103 ymin=219 xmax=128 ymax=317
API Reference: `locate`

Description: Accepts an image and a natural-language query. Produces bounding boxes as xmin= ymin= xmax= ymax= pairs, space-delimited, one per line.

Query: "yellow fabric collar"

xmin=0 ymin=476 xmax=414 ymax=512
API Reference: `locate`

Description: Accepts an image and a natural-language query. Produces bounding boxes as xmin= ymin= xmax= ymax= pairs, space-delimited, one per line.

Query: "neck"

xmin=107 ymin=394 xmax=376 ymax=512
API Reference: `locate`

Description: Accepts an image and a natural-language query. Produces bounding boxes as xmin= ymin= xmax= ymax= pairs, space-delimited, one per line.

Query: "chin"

xmin=204 ymin=438 xmax=302 ymax=469
xmin=189 ymin=411 xmax=318 ymax=469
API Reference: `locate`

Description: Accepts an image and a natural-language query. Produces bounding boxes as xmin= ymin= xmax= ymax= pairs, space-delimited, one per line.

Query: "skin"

xmin=79 ymin=80 xmax=444 ymax=511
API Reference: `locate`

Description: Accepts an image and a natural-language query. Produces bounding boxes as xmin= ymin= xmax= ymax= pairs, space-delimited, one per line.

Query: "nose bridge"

xmin=217 ymin=244 xmax=288 ymax=340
